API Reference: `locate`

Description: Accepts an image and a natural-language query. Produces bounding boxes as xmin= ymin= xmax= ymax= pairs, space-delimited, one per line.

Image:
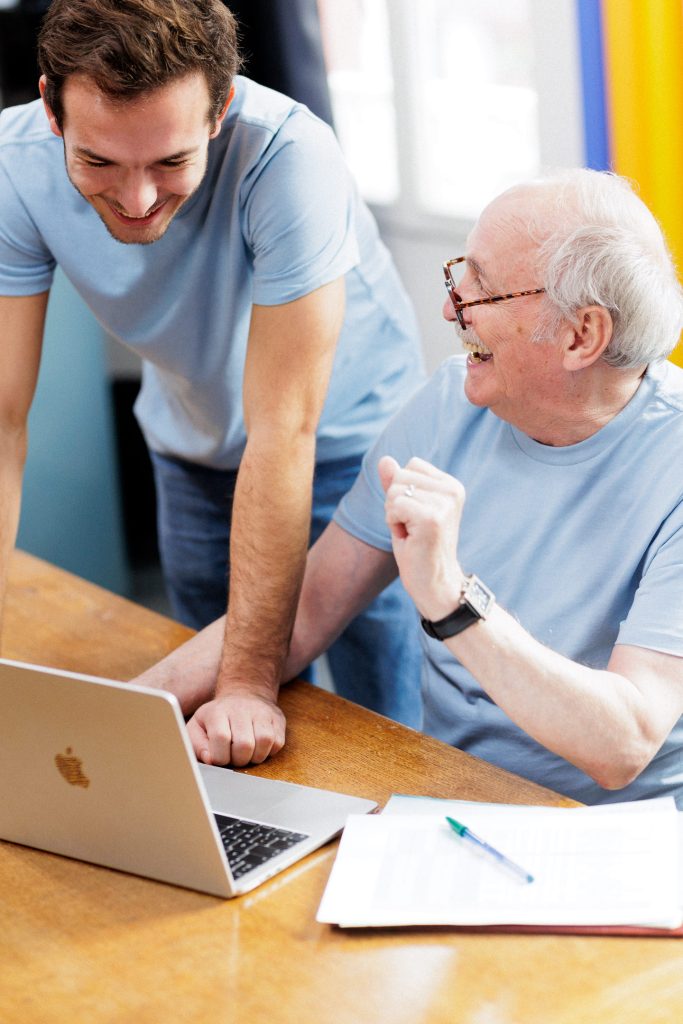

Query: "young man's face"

xmin=41 ymin=72 xmax=230 ymax=245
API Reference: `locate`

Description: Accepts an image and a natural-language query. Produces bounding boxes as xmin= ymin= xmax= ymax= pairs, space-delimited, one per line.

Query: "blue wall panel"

xmin=17 ymin=270 xmax=130 ymax=595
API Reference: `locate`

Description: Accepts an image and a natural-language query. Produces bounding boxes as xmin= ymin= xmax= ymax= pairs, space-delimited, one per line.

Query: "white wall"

xmin=375 ymin=209 xmax=468 ymax=374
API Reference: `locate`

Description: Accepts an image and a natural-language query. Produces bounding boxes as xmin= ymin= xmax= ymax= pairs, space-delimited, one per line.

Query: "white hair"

xmin=505 ymin=169 xmax=683 ymax=367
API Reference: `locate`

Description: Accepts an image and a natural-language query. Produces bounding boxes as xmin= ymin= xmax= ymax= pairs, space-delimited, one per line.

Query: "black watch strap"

xmin=420 ymin=574 xmax=495 ymax=641
xmin=420 ymin=604 xmax=480 ymax=640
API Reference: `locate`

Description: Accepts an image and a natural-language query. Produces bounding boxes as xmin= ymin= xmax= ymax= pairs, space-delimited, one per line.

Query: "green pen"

xmin=445 ymin=816 xmax=535 ymax=884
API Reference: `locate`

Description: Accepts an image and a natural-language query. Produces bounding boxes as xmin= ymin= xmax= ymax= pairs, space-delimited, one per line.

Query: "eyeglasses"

xmin=443 ymin=256 xmax=546 ymax=330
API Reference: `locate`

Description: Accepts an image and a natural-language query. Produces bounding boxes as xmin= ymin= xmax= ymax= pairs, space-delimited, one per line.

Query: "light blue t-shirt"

xmin=0 ymin=77 xmax=424 ymax=467
xmin=335 ymin=355 xmax=683 ymax=805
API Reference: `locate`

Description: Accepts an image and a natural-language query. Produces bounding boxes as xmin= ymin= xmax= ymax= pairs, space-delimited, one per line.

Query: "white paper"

xmin=318 ymin=799 xmax=682 ymax=928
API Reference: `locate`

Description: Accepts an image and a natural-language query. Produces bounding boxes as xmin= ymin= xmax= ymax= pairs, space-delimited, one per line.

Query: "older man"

xmin=140 ymin=169 xmax=683 ymax=807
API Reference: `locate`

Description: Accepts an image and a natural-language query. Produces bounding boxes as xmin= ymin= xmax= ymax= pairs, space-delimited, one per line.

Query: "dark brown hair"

xmin=38 ymin=0 xmax=242 ymax=128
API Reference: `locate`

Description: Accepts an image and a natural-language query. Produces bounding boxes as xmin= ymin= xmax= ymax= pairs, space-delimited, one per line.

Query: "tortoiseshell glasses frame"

xmin=443 ymin=256 xmax=546 ymax=330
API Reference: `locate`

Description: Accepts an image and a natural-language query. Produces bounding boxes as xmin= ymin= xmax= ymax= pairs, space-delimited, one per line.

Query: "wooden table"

xmin=1 ymin=551 xmax=681 ymax=1024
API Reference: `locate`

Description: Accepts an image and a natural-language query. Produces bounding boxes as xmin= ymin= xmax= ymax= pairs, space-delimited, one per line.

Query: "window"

xmin=409 ymin=0 xmax=540 ymax=219
xmin=319 ymin=0 xmax=583 ymax=225
xmin=318 ymin=0 xmax=399 ymax=205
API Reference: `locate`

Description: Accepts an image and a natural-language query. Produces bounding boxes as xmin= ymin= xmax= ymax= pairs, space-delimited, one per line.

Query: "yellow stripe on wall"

xmin=602 ymin=0 xmax=683 ymax=365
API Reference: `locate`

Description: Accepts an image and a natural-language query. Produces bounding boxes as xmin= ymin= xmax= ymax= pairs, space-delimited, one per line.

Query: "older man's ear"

xmin=562 ymin=305 xmax=614 ymax=370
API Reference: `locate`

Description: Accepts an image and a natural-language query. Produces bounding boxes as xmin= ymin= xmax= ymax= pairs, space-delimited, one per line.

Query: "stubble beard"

xmin=63 ymin=148 xmax=208 ymax=246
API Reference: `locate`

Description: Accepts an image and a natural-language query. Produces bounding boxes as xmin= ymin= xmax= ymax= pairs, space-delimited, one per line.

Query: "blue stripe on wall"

xmin=577 ymin=0 xmax=610 ymax=170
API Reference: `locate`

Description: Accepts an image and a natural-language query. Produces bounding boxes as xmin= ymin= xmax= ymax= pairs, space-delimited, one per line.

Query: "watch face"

xmin=464 ymin=575 xmax=494 ymax=617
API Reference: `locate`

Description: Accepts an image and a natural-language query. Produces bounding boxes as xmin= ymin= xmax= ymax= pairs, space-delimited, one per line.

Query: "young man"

xmin=0 ymin=0 xmax=424 ymax=733
xmin=141 ymin=170 xmax=683 ymax=807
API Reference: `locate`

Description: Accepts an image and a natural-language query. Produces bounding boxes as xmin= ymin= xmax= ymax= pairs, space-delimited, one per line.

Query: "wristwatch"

xmin=420 ymin=574 xmax=495 ymax=640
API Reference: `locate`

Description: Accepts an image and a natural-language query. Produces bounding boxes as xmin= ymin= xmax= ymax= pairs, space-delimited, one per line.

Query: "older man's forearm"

xmin=447 ymin=604 xmax=680 ymax=789
xmin=134 ymin=615 xmax=226 ymax=714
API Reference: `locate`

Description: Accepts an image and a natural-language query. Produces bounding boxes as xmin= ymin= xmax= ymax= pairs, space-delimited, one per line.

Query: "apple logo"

xmin=54 ymin=747 xmax=90 ymax=788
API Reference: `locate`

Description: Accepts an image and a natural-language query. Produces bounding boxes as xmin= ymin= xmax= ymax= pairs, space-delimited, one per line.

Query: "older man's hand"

xmin=378 ymin=454 xmax=466 ymax=622
xmin=186 ymin=692 xmax=286 ymax=767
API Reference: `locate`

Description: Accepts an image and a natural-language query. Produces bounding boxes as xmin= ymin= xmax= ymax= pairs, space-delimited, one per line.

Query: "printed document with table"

xmin=317 ymin=796 xmax=683 ymax=932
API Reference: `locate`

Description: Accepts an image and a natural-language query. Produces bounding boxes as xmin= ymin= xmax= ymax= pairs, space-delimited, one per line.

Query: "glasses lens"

xmin=444 ymin=260 xmax=468 ymax=330
xmin=447 ymin=260 xmax=466 ymax=294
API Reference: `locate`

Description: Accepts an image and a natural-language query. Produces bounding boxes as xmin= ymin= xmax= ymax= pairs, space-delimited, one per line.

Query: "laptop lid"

xmin=0 ymin=659 xmax=376 ymax=897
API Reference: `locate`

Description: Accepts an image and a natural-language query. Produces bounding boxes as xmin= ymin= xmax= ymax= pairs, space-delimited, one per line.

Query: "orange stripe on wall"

xmin=602 ymin=0 xmax=683 ymax=365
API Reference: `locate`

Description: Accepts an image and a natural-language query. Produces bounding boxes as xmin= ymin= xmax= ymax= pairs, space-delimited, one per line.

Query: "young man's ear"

xmin=39 ymin=75 xmax=63 ymax=138
xmin=562 ymin=305 xmax=613 ymax=371
xmin=209 ymin=83 xmax=235 ymax=139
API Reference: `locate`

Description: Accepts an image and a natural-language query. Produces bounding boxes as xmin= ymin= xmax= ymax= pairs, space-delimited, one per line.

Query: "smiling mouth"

xmin=462 ymin=338 xmax=493 ymax=363
xmin=107 ymin=201 xmax=168 ymax=226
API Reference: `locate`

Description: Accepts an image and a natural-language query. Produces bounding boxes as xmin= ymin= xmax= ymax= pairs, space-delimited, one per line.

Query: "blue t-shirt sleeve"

xmin=241 ymin=111 xmax=360 ymax=306
xmin=617 ymin=499 xmax=683 ymax=656
xmin=334 ymin=368 xmax=449 ymax=550
xmin=0 ymin=162 xmax=55 ymax=295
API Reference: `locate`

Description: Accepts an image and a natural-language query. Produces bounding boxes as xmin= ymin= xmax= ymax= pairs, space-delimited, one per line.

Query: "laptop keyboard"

xmin=214 ymin=813 xmax=309 ymax=880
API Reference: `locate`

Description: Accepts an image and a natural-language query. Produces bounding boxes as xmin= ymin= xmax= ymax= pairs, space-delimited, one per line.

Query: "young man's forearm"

xmin=0 ymin=431 xmax=28 ymax=644
xmin=215 ymin=430 xmax=316 ymax=700
xmin=0 ymin=291 xmax=50 ymax=641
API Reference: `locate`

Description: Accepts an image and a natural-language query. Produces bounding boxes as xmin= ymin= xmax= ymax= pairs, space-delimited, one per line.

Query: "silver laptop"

xmin=0 ymin=658 xmax=376 ymax=897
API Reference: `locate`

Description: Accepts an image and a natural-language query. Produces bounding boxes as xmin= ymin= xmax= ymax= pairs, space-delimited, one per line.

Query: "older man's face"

xmin=443 ymin=194 xmax=565 ymax=436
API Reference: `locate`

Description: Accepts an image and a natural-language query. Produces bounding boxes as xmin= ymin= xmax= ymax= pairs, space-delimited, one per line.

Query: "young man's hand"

xmin=186 ymin=691 xmax=286 ymax=766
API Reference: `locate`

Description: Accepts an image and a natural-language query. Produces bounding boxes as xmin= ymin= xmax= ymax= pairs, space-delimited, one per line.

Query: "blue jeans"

xmin=150 ymin=450 xmax=423 ymax=727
